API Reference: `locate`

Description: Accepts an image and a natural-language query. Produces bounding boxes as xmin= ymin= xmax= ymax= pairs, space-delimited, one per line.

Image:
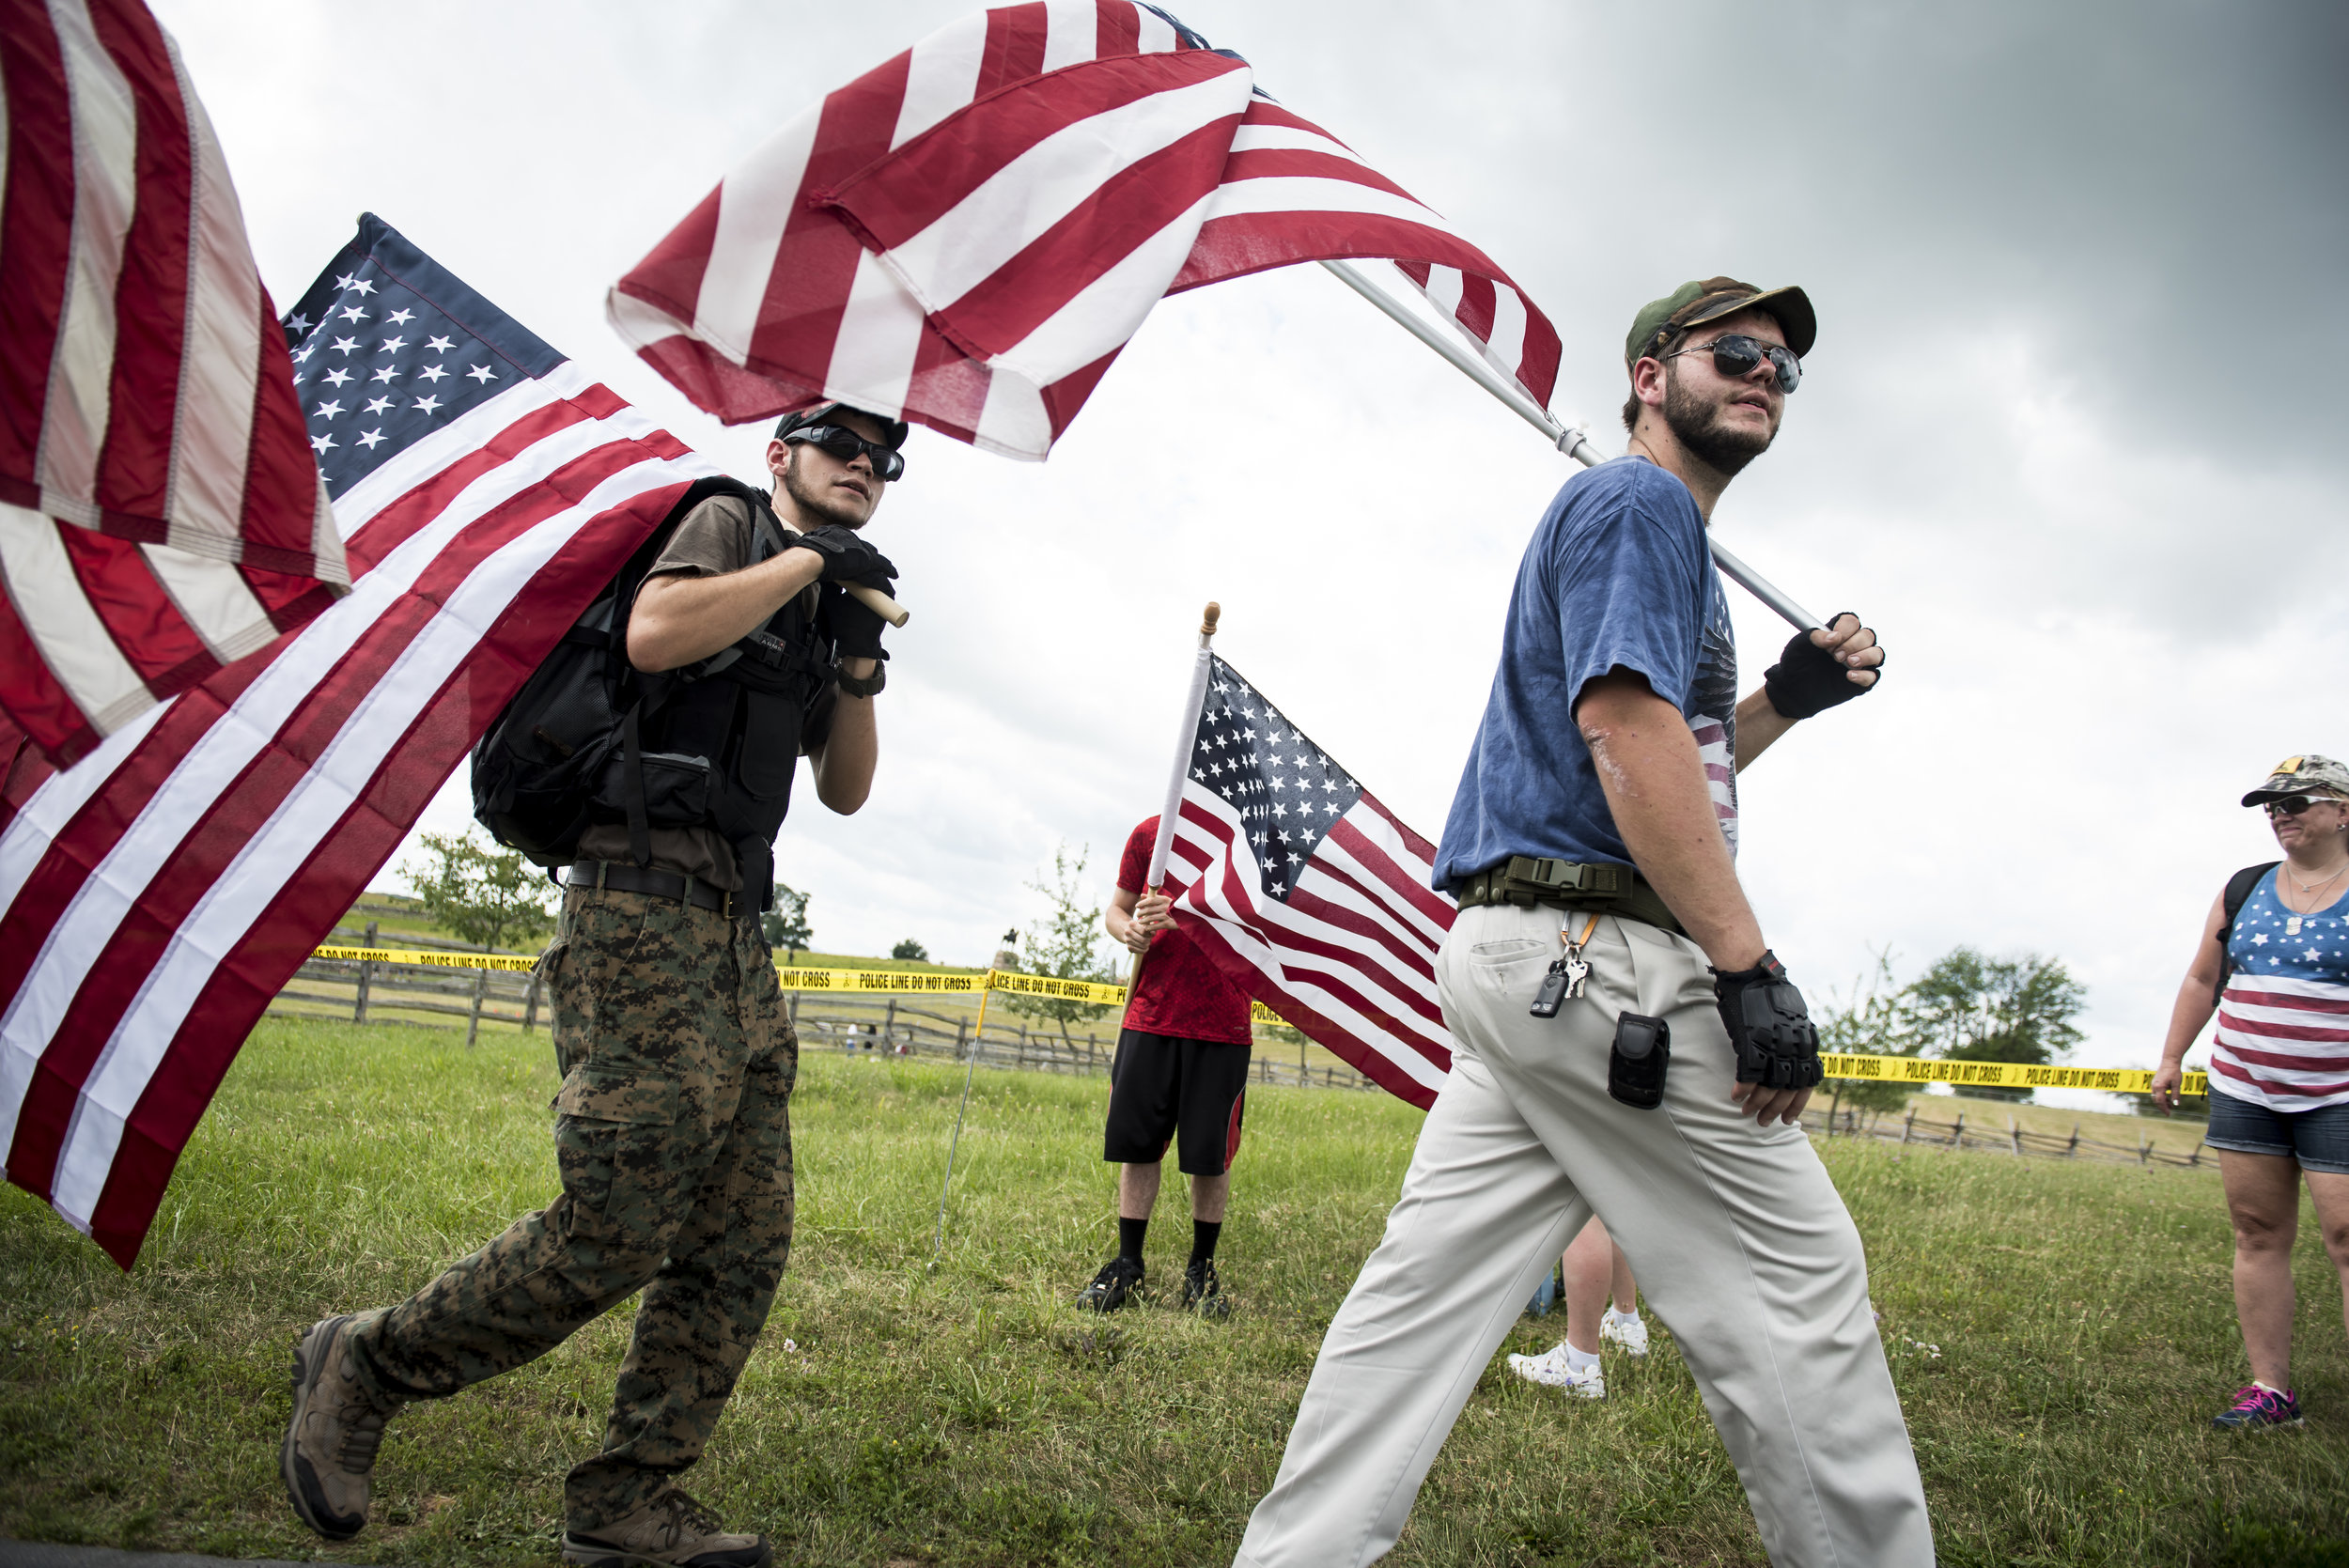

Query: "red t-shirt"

xmin=1118 ymin=815 xmax=1252 ymax=1046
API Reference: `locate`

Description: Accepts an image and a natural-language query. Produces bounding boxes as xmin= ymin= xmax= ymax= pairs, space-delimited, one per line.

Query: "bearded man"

xmin=281 ymin=406 xmax=909 ymax=1568
xmin=1229 ymin=281 xmax=1935 ymax=1567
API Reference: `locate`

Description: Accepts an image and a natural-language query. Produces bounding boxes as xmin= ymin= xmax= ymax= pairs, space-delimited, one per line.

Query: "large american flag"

xmin=609 ymin=0 xmax=1558 ymax=460
xmin=0 ymin=214 xmax=709 ymax=1266
xmin=1166 ymin=655 xmax=1456 ymax=1108
xmin=0 ymin=0 xmax=346 ymax=768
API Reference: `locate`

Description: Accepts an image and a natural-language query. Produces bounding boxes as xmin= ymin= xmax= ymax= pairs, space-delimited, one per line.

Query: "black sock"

xmin=1118 ymin=1216 xmax=1148 ymax=1265
xmin=1190 ymin=1219 xmax=1221 ymax=1264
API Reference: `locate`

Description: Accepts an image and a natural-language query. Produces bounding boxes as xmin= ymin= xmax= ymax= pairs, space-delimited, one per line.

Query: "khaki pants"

xmin=1235 ymin=904 xmax=1933 ymax=1568
xmin=350 ymin=887 xmax=797 ymax=1532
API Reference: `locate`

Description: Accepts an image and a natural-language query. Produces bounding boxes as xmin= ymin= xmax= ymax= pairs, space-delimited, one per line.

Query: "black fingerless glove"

xmin=1763 ymin=615 xmax=1878 ymax=721
xmin=823 ymin=581 xmax=890 ymax=662
xmin=1711 ymin=950 xmax=1823 ymax=1091
xmin=788 ymin=524 xmax=898 ymax=587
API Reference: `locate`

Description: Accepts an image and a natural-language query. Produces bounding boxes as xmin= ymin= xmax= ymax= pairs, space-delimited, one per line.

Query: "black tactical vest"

xmin=472 ymin=475 xmax=835 ymax=908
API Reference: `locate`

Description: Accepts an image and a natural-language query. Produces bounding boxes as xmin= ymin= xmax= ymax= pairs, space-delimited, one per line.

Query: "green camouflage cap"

xmin=1626 ymin=276 xmax=1817 ymax=366
xmin=2242 ymin=753 xmax=2349 ymax=806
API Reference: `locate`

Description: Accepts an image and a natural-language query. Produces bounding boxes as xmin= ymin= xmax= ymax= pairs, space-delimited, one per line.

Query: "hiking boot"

xmin=1506 ymin=1342 xmax=1605 ymax=1400
xmin=282 ymin=1312 xmax=404 ymax=1540
xmin=2211 ymin=1382 xmax=2304 ymax=1432
xmin=1600 ymin=1305 xmax=1650 ymax=1358
xmin=563 ymin=1487 xmax=770 ymax=1568
xmin=1076 ymin=1255 xmax=1143 ymax=1313
xmin=1181 ymin=1257 xmax=1232 ymax=1319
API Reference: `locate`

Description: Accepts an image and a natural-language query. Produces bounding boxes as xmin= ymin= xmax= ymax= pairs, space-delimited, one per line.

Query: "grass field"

xmin=4 ymin=1019 xmax=2345 ymax=1567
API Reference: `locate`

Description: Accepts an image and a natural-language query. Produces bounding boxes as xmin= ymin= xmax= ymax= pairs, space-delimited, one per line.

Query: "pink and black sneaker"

xmin=2211 ymin=1383 xmax=2303 ymax=1431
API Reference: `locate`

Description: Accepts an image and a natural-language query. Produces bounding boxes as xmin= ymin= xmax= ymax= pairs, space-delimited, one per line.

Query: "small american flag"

xmin=0 ymin=0 xmax=346 ymax=768
xmin=0 ymin=214 xmax=710 ymax=1266
xmin=609 ymin=0 xmax=1558 ymax=461
xmin=1165 ymin=655 xmax=1456 ymax=1108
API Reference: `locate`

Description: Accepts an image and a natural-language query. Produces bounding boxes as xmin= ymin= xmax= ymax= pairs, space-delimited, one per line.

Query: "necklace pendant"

xmin=2287 ymin=915 xmax=2304 ymax=936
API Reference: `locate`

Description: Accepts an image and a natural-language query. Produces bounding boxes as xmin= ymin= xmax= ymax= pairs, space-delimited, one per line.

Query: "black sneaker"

xmin=1076 ymin=1256 xmax=1143 ymax=1312
xmin=1181 ymin=1257 xmax=1231 ymax=1319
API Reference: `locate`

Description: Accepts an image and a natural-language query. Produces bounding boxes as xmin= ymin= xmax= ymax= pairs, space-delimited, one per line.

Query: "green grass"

xmin=3 ymin=1020 xmax=2346 ymax=1566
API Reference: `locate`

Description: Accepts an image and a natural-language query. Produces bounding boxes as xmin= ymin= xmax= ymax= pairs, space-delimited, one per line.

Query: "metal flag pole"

xmin=928 ymin=972 xmax=998 ymax=1270
xmin=1318 ymin=259 xmax=1822 ymax=632
xmin=1125 ymin=601 xmax=1221 ymax=1019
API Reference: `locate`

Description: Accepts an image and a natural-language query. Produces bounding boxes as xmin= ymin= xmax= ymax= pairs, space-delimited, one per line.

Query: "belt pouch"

xmin=1609 ymin=1012 xmax=1671 ymax=1110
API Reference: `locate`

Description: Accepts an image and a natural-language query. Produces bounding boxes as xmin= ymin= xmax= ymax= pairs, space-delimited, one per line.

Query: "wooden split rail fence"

xmin=270 ymin=910 xmax=1383 ymax=1092
xmin=1799 ymin=1103 xmax=2212 ymax=1171
xmin=785 ymin=992 xmax=1379 ymax=1092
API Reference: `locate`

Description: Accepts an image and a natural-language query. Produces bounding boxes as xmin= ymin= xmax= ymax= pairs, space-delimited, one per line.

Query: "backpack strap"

xmin=620 ymin=702 xmax=652 ymax=869
xmin=2213 ymin=861 xmax=2282 ymax=1008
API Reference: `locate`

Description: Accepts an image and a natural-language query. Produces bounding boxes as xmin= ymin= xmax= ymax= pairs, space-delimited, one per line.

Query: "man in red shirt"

xmin=1076 ymin=815 xmax=1255 ymax=1317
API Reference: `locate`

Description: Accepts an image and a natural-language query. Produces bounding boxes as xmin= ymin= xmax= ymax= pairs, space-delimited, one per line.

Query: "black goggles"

xmin=2265 ymin=794 xmax=2341 ymax=818
xmin=1663 ymin=334 xmax=1802 ymax=394
xmin=784 ymin=425 xmax=905 ymax=482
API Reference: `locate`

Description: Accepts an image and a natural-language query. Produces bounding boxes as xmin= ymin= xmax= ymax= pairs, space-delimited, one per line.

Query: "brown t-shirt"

xmin=573 ymin=494 xmax=826 ymax=892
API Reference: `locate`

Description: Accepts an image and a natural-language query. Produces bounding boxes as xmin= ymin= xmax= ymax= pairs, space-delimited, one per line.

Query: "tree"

xmin=402 ymin=828 xmax=555 ymax=1048
xmin=1813 ymin=949 xmax=1921 ymax=1122
xmin=1003 ymin=843 xmax=1119 ymax=1039
xmin=892 ymin=939 xmax=929 ymax=963
xmin=1898 ymin=946 xmax=2086 ymax=1103
xmin=763 ymin=883 xmax=813 ymax=964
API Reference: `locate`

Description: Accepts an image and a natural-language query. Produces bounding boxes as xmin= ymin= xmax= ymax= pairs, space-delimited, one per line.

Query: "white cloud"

xmin=149 ymin=1 xmax=2345 ymax=1094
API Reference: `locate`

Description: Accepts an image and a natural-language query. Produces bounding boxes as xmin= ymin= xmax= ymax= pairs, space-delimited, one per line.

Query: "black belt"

xmin=1451 ymin=856 xmax=1684 ymax=937
xmin=568 ymin=861 xmax=740 ymax=918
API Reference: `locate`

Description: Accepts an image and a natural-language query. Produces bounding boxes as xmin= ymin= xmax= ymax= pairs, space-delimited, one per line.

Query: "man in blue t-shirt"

xmin=1235 ymin=281 xmax=1935 ymax=1568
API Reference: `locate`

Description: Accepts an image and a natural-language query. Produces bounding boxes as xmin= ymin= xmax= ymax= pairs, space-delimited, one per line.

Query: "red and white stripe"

xmin=0 ymin=363 xmax=707 ymax=1265
xmin=2212 ymin=973 xmax=2349 ymax=1111
xmin=0 ymin=0 xmax=346 ymax=768
xmin=1168 ymin=786 xmax=1457 ymax=1109
xmin=608 ymin=0 xmax=1558 ymax=460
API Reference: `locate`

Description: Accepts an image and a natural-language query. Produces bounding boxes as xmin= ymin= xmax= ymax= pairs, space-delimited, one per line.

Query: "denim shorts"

xmin=2205 ymin=1087 xmax=2349 ymax=1174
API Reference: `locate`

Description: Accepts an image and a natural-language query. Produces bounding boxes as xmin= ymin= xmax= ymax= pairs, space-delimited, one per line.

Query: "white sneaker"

xmin=1600 ymin=1306 xmax=1649 ymax=1358
xmin=1506 ymin=1343 xmax=1605 ymax=1399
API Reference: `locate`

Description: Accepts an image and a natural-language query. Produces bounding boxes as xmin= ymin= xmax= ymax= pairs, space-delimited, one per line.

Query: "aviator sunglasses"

xmin=1661 ymin=334 xmax=1803 ymax=395
xmin=2265 ymin=795 xmax=2342 ymax=818
xmin=785 ymin=425 xmax=906 ymax=482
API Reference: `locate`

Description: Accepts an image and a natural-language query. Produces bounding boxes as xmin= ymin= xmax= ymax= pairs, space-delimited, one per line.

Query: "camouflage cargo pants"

xmin=349 ymin=885 xmax=797 ymax=1530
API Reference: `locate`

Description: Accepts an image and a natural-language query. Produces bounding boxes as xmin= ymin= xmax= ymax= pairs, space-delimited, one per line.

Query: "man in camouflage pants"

xmin=281 ymin=406 xmax=910 ymax=1568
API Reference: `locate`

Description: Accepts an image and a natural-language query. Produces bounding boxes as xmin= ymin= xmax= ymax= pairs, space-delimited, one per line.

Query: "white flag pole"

xmin=1318 ymin=259 xmax=1823 ymax=633
xmin=1121 ymin=601 xmax=1221 ymax=1022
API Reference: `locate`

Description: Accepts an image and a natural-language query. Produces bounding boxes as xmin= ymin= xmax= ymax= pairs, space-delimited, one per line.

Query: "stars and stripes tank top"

xmin=2213 ymin=868 xmax=2349 ymax=1111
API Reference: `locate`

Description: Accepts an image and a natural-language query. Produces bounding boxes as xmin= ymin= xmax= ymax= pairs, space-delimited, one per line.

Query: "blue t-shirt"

xmin=1434 ymin=457 xmax=1738 ymax=889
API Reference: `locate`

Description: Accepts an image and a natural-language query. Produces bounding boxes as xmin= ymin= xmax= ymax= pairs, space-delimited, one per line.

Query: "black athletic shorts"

xmin=1103 ymin=1029 xmax=1252 ymax=1176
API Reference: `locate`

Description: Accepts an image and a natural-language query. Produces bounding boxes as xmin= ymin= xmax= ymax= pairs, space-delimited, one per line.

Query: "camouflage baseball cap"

xmin=2242 ymin=753 xmax=2349 ymax=806
xmin=1626 ymin=277 xmax=1817 ymax=366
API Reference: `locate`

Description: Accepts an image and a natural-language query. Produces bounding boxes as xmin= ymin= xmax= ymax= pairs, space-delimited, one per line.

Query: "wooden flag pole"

xmin=1318 ymin=259 xmax=1822 ymax=633
xmin=1122 ymin=601 xmax=1221 ymax=1024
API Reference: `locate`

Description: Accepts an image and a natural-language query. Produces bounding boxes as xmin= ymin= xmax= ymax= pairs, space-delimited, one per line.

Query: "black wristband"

xmin=1762 ymin=615 xmax=1878 ymax=721
xmin=834 ymin=663 xmax=886 ymax=699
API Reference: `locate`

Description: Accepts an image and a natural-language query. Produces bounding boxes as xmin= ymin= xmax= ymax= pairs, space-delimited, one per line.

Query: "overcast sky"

xmin=154 ymin=1 xmax=2345 ymax=1097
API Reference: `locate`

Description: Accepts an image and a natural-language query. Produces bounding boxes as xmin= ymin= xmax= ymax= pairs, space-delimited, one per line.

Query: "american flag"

xmin=1165 ymin=655 xmax=1456 ymax=1108
xmin=609 ymin=0 xmax=1558 ymax=460
xmin=0 ymin=214 xmax=709 ymax=1266
xmin=0 ymin=0 xmax=346 ymax=768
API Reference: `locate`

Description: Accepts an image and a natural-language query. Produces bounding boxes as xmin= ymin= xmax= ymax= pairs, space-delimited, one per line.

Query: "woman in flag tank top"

xmin=2152 ymin=753 xmax=2349 ymax=1432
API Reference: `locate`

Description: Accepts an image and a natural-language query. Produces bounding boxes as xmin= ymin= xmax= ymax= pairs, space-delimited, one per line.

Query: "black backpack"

xmin=470 ymin=475 xmax=821 ymax=883
xmin=2212 ymin=861 xmax=2281 ymax=1006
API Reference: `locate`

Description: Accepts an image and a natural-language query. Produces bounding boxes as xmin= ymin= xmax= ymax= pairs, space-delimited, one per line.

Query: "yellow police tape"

xmin=307 ymin=945 xmax=2203 ymax=1094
